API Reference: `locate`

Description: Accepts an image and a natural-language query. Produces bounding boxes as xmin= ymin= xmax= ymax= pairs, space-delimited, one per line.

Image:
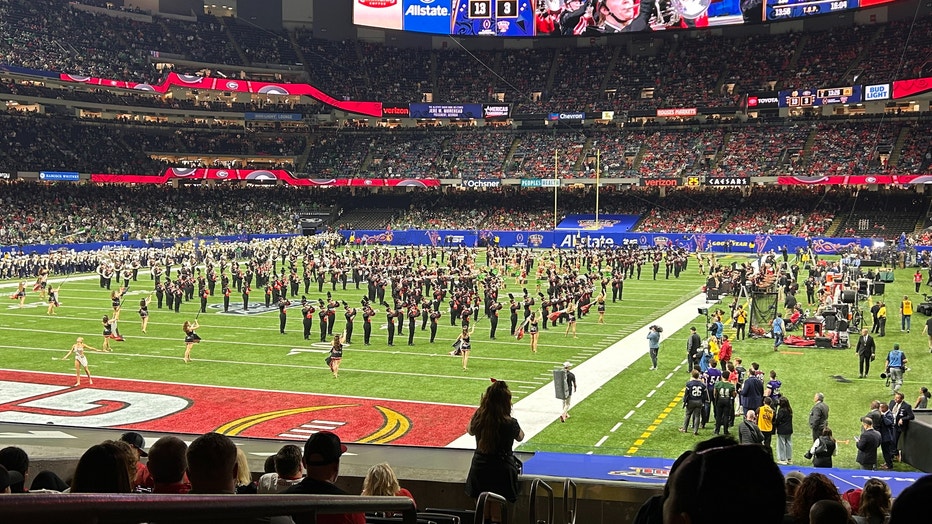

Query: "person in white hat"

xmin=561 ymin=362 xmax=577 ymax=422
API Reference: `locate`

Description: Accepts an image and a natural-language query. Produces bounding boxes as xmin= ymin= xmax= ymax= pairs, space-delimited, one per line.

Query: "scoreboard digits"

xmin=497 ymin=0 xmax=518 ymax=17
xmin=468 ymin=0 xmax=491 ymax=18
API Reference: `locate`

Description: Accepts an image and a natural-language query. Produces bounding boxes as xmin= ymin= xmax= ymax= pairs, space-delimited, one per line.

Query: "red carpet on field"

xmin=0 ymin=369 xmax=473 ymax=447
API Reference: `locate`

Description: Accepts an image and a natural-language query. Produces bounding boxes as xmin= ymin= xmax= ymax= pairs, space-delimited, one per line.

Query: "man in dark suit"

xmin=890 ymin=391 xmax=915 ymax=461
xmin=856 ymin=417 xmax=882 ymax=470
xmin=809 ymin=392 xmax=830 ymax=441
xmin=686 ymin=326 xmax=702 ymax=373
xmin=855 ymin=328 xmax=876 ymax=378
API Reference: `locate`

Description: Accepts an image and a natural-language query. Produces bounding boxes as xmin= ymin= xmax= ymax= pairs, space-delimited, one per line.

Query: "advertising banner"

xmin=92 ymin=169 xmax=440 ymax=188
xmin=0 ymin=171 xmax=14 ymax=180
xmin=548 ymin=112 xmax=585 ymax=121
xmin=403 ymin=0 xmax=453 ymax=34
xmin=778 ymin=86 xmax=862 ymax=107
xmin=864 ymin=84 xmax=890 ymax=101
xmin=461 ymin=178 xmax=502 ymax=189
xmin=706 ymin=177 xmax=749 ymax=186
xmin=777 ymin=175 xmax=924 ymax=185
xmin=409 ymin=103 xmax=483 ymax=119
xmin=58 ymin=71 xmax=383 ymax=117
xmin=244 ymin=112 xmax=303 ymax=121
xmin=746 ymin=92 xmax=780 ymax=109
xmin=482 ymin=103 xmax=511 ymax=119
xmin=892 ymin=76 xmax=932 ymax=99
xmin=39 ymin=171 xmax=80 ymax=181
xmin=353 ymin=0 xmax=404 ymax=30
xmin=640 ymin=178 xmax=680 ymax=187
xmin=656 ymin=108 xmax=697 ymax=117
xmin=555 ymin=214 xmax=640 ymax=233
xmin=382 ymin=104 xmax=411 ymax=117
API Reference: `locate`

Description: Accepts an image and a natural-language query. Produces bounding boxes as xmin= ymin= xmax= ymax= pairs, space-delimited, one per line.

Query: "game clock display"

xmin=764 ymin=0 xmax=858 ymax=21
xmin=453 ymin=0 xmax=535 ymax=36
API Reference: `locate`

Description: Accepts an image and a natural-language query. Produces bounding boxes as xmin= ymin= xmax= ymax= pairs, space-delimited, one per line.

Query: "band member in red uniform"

xmin=278 ymin=296 xmax=291 ymax=334
xmin=343 ymin=301 xmax=356 ymax=344
xmin=429 ymin=307 xmax=441 ymax=343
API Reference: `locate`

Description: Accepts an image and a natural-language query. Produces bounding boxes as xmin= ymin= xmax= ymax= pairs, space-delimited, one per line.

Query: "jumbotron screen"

xmin=353 ymin=0 xmax=896 ymax=36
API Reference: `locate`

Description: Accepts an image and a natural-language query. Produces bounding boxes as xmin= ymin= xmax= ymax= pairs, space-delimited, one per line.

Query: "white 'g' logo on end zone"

xmin=0 ymin=382 xmax=189 ymax=426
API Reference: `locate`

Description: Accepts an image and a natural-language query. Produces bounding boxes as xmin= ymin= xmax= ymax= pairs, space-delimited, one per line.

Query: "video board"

xmin=353 ymin=0 xmax=898 ymax=36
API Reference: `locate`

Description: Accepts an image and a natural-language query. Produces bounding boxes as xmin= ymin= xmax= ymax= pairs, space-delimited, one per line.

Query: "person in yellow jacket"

xmin=901 ymin=295 xmax=913 ymax=333
xmin=758 ymin=397 xmax=775 ymax=448
xmin=877 ymin=302 xmax=887 ymax=337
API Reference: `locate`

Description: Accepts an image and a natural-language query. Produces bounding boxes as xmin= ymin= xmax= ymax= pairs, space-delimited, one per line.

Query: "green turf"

xmin=2 ymin=253 xmax=929 ymax=471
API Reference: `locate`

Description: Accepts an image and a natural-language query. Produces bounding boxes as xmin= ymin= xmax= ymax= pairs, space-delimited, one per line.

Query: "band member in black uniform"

xmin=208 ymin=270 xmax=217 ymax=297
xmin=277 ymin=296 xmax=291 ymax=334
xmin=653 ymin=255 xmax=661 ymax=280
xmin=429 ymin=307 xmax=441 ymax=343
xmin=395 ymin=303 xmax=405 ymax=336
xmin=122 ymin=268 xmax=133 ymax=289
xmin=318 ymin=300 xmax=329 ymax=342
xmin=165 ymin=281 xmax=175 ymax=311
xmin=265 ymin=284 xmax=273 ymax=308
xmin=139 ymin=295 xmax=151 ymax=334
xmin=155 ymin=282 xmax=165 ymax=309
xmin=173 ymin=284 xmax=182 ymax=313
xmin=222 ymin=285 xmax=231 ymax=312
xmin=242 ymin=285 xmax=250 ymax=311
xmin=301 ymin=298 xmax=315 ymax=340
xmin=541 ymin=296 xmax=550 ymax=330
xmin=421 ymin=298 xmax=430 ymax=330
xmin=199 ymin=287 xmax=209 ymax=314
xmin=182 ymin=320 xmax=200 ymax=363
xmin=386 ymin=308 xmax=396 ymax=346
xmin=489 ymin=299 xmax=502 ymax=339
xmin=327 ymin=296 xmax=338 ymax=336
xmin=289 ymin=271 xmax=300 ymax=298
xmin=362 ymin=300 xmax=376 ymax=345
xmin=509 ymin=295 xmax=520 ymax=336
xmin=407 ymin=302 xmax=418 ymax=346
xmin=343 ymin=302 xmax=356 ymax=344
xmin=303 ymin=269 xmax=312 ymax=295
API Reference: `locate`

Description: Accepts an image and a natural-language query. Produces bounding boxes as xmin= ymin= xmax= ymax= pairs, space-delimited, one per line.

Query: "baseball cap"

xmin=303 ymin=431 xmax=347 ymax=466
xmin=120 ymin=431 xmax=148 ymax=457
xmin=563 ymin=362 xmax=572 ymax=368
xmin=0 ymin=464 xmax=24 ymax=492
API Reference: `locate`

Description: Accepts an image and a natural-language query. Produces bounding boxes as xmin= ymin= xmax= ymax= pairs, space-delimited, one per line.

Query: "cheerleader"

xmin=11 ymin=282 xmax=26 ymax=308
xmin=34 ymin=268 xmax=49 ymax=299
xmin=139 ymin=295 xmax=152 ymax=333
xmin=101 ymin=315 xmax=116 ymax=352
xmin=564 ymin=301 xmax=578 ymax=339
xmin=520 ymin=312 xmax=541 ymax=353
xmin=110 ymin=288 xmax=127 ymax=340
xmin=182 ymin=320 xmax=201 ymax=363
xmin=327 ymin=331 xmax=345 ymax=378
xmin=596 ymin=293 xmax=606 ymax=324
xmin=46 ymin=286 xmax=61 ymax=315
xmin=454 ymin=325 xmax=475 ymax=371
xmin=62 ymin=337 xmax=99 ymax=387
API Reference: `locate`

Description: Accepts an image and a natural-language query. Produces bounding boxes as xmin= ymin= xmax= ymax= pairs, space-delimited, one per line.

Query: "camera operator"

xmin=884 ymin=344 xmax=908 ymax=395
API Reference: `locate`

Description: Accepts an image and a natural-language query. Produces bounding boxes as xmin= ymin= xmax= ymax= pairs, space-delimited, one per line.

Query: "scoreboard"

xmin=453 ymin=0 xmax=535 ymax=36
xmin=353 ymin=0 xmax=898 ymax=36
xmin=765 ymin=0 xmax=872 ymax=21
xmin=778 ymin=86 xmax=863 ymax=107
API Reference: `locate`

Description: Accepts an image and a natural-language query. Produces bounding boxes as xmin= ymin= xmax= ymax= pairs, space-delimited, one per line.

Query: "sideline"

xmin=446 ymin=290 xmax=711 ymax=449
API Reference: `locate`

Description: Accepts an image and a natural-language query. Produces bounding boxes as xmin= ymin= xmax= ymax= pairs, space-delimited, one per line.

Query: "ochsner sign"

xmin=462 ymin=178 xmax=501 ymax=189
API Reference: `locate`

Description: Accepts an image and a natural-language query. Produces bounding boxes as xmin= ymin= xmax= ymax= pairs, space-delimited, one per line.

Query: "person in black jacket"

xmin=805 ymin=428 xmax=837 ymax=468
xmin=774 ymin=397 xmax=794 ymax=464
xmin=738 ymin=410 xmax=764 ymax=445
xmin=686 ymin=326 xmax=702 ymax=373
xmin=856 ymin=417 xmax=882 ymax=470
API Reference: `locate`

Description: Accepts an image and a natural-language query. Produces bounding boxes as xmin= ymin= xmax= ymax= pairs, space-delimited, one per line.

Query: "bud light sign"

xmin=864 ymin=84 xmax=890 ymax=101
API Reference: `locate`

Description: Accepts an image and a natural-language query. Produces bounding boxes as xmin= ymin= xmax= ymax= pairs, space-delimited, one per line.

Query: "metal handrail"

xmin=562 ymin=479 xmax=577 ymax=524
xmin=474 ymin=492 xmax=508 ymax=524
xmin=529 ymin=479 xmax=553 ymax=524
xmin=0 ymin=493 xmax=416 ymax=524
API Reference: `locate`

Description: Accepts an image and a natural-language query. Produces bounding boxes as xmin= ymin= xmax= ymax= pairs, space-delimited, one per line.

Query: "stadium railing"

xmin=0 ymin=493 xmax=416 ymax=524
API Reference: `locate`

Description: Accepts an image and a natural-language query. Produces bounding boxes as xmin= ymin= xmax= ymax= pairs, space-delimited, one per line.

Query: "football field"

xmin=1 ymin=252 xmax=929 ymax=470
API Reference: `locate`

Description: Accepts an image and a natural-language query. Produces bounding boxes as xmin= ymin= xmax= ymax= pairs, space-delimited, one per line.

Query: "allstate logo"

xmin=528 ymin=235 xmax=543 ymax=247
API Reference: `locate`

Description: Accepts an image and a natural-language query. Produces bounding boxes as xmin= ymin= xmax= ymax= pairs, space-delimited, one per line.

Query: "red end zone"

xmin=0 ymin=370 xmax=474 ymax=447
